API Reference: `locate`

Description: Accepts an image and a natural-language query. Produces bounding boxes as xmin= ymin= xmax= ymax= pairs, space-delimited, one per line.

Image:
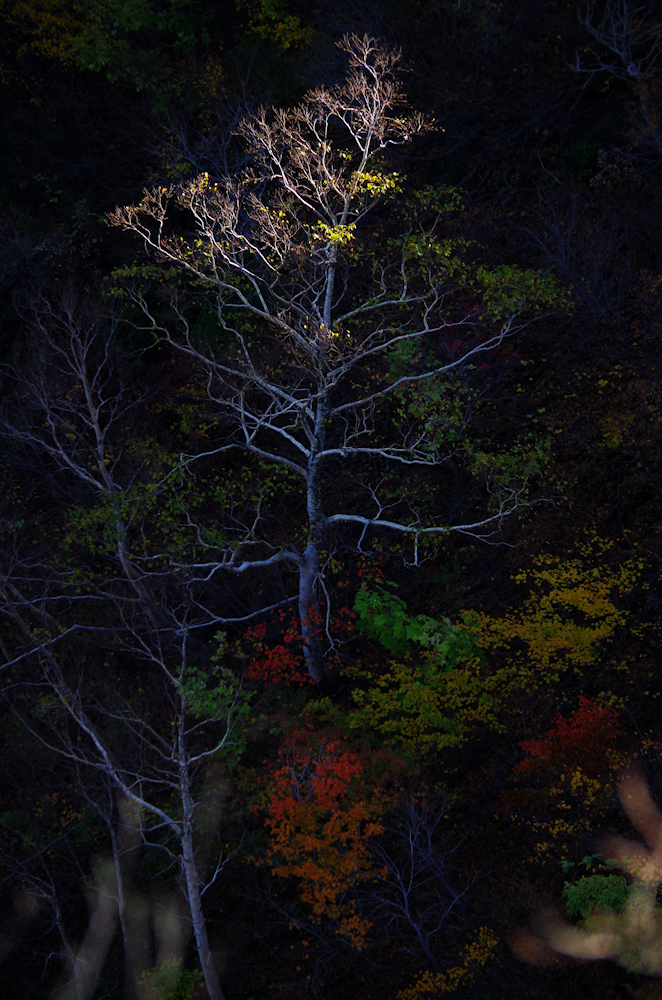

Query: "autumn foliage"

xmin=517 ymin=696 xmax=622 ymax=778
xmin=254 ymin=733 xmax=390 ymax=948
xmin=243 ymin=602 xmax=356 ymax=688
xmin=500 ymin=697 xmax=625 ymax=868
xmin=243 ymin=615 xmax=314 ymax=688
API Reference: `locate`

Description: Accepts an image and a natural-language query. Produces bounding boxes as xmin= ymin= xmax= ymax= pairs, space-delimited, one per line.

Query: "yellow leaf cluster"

xmin=349 ymin=653 xmax=503 ymax=753
xmin=2 ymin=0 xmax=81 ymax=67
xmin=515 ymin=766 xmax=625 ymax=866
xmin=316 ymin=221 xmax=357 ymax=245
xmin=474 ymin=544 xmax=641 ymax=690
xmin=396 ymin=927 xmax=498 ymax=999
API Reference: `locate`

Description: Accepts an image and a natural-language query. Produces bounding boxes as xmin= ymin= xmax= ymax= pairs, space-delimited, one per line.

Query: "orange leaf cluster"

xmin=256 ymin=734 xmax=387 ymax=948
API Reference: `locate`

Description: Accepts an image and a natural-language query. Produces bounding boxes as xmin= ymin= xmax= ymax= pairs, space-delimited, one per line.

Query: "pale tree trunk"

xmin=181 ymin=821 xmax=225 ymax=1000
xmin=106 ymin=795 xmax=193 ymax=999
xmin=2 ymin=582 xmax=227 ymax=1000
xmin=178 ymin=731 xmax=225 ymax=1000
xmin=298 ymin=390 xmax=339 ymax=691
xmin=51 ymin=893 xmax=85 ymax=1000
xmin=108 ymin=796 xmax=152 ymax=1000
xmin=298 ymin=539 xmax=327 ymax=687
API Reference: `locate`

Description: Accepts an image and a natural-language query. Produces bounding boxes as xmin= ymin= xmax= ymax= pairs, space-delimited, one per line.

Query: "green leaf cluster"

xmin=182 ymin=634 xmax=251 ymax=728
xmin=138 ymin=959 xmax=203 ymax=1000
xmin=469 ymin=432 xmax=553 ymax=501
xmin=7 ymin=0 xmax=216 ymax=90
xmin=410 ymin=184 xmax=464 ymax=214
xmin=236 ymin=0 xmax=314 ymax=51
xmin=349 ymin=583 xmax=498 ymax=751
xmin=353 ymin=581 xmax=480 ymax=660
xmin=562 ymin=872 xmax=629 ymax=922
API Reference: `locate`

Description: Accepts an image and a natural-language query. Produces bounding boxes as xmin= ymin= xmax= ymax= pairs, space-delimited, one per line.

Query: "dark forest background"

xmin=2 ymin=1 xmax=662 ymax=998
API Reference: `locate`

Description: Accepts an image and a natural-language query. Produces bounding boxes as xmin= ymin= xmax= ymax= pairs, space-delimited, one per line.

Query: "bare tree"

xmin=2 ymin=283 xmax=155 ymax=606
xmin=0 ymin=551 xmax=247 ymax=1000
xmin=0 ymin=786 xmax=114 ymax=1000
xmin=363 ymin=795 xmax=474 ymax=972
xmin=577 ymin=0 xmax=662 ymax=158
xmin=516 ymin=188 xmax=632 ymax=332
xmin=109 ymin=33 xmax=565 ymax=689
xmin=147 ymin=78 xmax=258 ymax=186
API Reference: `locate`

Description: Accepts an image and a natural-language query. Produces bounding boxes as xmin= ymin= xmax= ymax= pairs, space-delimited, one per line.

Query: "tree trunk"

xmin=109 ymin=796 xmax=150 ymax=1000
xmin=181 ymin=824 xmax=225 ymax=1000
xmin=298 ymin=540 xmax=334 ymax=689
xmin=299 ymin=390 xmax=339 ymax=692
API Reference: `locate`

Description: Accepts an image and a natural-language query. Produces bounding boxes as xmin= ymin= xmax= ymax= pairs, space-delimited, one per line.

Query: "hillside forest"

xmin=1 ymin=2 xmax=662 ymax=998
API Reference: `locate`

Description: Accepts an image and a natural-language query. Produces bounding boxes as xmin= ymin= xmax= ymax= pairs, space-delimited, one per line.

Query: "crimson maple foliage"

xmin=243 ymin=600 xmax=356 ymax=688
xmin=243 ymin=613 xmax=314 ymax=687
xmin=244 ymin=624 xmax=309 ymax=688
xmin=516 ymin=696 xmax=622 ymax=777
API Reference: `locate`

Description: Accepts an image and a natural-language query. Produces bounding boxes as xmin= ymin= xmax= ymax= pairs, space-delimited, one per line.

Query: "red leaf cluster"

xmin=516 ymin=696 xmax=622 ymax=777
